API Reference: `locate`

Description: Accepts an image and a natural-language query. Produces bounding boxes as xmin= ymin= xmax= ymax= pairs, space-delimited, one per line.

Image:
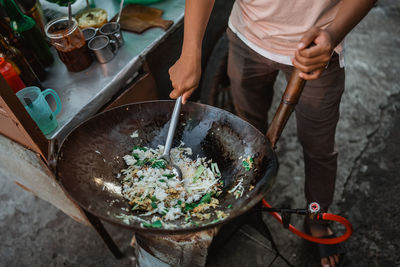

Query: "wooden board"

xmin=112 ymin=4 xmax=173 ymax=34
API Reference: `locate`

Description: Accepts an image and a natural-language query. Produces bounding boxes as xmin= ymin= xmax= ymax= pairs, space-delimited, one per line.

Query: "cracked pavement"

xmin=1 ymin=1 xmax=399 ymax=266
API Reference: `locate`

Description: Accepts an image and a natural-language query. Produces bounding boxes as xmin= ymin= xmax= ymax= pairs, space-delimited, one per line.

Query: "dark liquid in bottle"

xmin=20 ymin=25 xmax=53 ymax=67
xmin=57 ymin=44 xmax=92 ymax=72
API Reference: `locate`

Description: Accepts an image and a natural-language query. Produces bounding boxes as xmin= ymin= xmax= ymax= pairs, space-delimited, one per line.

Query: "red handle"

xmin=262 ymin=199 xmax=352 ymax=245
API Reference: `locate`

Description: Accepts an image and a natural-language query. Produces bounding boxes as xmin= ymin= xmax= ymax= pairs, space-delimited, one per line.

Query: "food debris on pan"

xmin=115 ymin=131 xmax=256 ymax=229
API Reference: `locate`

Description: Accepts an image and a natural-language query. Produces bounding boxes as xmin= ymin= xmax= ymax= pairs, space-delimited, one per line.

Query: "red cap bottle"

xmin=0 ymin=56 xmax=26 ymax=93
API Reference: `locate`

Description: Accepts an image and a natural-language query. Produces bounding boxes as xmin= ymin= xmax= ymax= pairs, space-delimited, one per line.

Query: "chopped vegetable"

xmin=133 ymin=146 xmax=147 ymax=152
xmin=192 ymin=165 xmax=205 ymax=183
xmin=162 ymin=174 xmax=175 ymax=179
xmin=199 ymin=192 xmax=211 ymax=204
xmin=143 ymin=220 xmax=163 ymax=228
xmin=242 ymin=156 xmax=254 ymax=171
xmin=211 ymin=163 xmax=221 ymax=177
xmin=151 ymin=159 xmax=167 ymax=169
xmin=130 ymin=130 xmax=139 ymax=138
xmin=119 ymin=143 xmax=228 ymax=229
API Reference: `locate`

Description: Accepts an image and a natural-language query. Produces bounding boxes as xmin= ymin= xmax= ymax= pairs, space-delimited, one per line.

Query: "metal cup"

xmin=99 ymin=22 xmax=124 ymax=50
xmin=82 ymin=27 xmax=97 ymax=43
xmin=88 ymin=35 xmax=115 ymax=64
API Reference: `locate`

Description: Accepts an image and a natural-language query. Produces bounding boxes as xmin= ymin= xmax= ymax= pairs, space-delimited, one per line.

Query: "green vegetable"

xmin=184 ymin=202 xmax=198 ymax=212
xmin=131 ymin=203 xmax=139 ymax=211
xmin=151 ymin=159 xmax=167 ymax=169
xmin=211 ymin=163 xmax=221 ymax=177
xmin=132 ymin=153 xmax=140 ymax=160
xmin=162 ymin=174 xmax=175 ymax=179
xmin=143 ymin=220 xmax=163 ymax=228
xmin=177 ymin=200 xmax=182 ymax=205
xmin=161 ymin=209 xmax=168 ymax=216
xmin=158 ymin=179 xmax=166 ymax=183
xmin=135 ymin=158 xmax=149 ymax=166
xmin=199 ymin=193 xmax=211 ymax=204
xmin=151 ymin=196 xmax=158 ymax=202
xmin=192 ymin=165 xmax=205 ymax=183
xmin=151 ymin=202 xmax=157 ymax=209
xmin=242 ymin=156 xmax=254 ymax=171
xmin=133 ymin=146 xmax=147 ymax=152
xmin=227 ymin=204 xmax=232 ymax=209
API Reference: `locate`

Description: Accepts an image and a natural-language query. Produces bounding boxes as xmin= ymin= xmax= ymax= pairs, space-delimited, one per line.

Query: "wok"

xmin=55 ymin=69 xmax=305 ymax=235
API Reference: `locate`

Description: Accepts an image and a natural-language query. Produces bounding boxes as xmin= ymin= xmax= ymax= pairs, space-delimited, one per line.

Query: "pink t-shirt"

xmin=229 ymin=0 xmax=344 ymax=66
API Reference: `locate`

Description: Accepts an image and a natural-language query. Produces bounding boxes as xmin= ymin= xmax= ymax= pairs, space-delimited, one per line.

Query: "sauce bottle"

xmin=0 ymin=34 xmax=41 ymax=88
xmin=0 ymin=56 xmax=26 ymax=93
xmin=1 ymin=0 xmax=54 ymax=67
xmin=0 ymin=15 xmax=46 ymax=80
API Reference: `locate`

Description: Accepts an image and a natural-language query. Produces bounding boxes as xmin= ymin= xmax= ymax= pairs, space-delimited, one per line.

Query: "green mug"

xmin=16 ymin=86 xmax=62 ymax=135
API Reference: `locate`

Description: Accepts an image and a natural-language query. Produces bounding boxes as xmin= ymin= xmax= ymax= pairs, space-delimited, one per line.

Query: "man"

xmin=169 ymin=1 xmax=375 ymax=266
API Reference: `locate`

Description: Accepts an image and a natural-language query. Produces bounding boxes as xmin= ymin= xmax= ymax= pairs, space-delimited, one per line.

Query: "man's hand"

xmin=168 ymin=54 xmax=201 ymax=104
xmin=292 ymin=27 xmax=335 ymax=80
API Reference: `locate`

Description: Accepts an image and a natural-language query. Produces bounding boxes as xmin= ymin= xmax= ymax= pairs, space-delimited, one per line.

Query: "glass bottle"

xmin=15 ymin=0 xmax=46 ymax=36
xmin=0 ymin=34 xmax=41 ymax=87
xmin=0 ymin=16 xmax=46 ymax=80
xmin=1 ymin=0 xmax=54 ymax=67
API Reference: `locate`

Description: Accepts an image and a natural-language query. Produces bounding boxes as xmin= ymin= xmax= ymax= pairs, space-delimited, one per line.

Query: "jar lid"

xmin=45 ymin=17 xmax=79 ymax=40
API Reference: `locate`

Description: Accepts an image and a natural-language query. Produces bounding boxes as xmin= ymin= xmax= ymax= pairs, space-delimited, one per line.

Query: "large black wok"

xmin=55 ymin=70 xmax=305 ymax=235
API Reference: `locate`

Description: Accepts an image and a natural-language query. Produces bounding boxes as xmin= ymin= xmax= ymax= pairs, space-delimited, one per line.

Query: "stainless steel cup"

xmin=88 ymin=35 xmax=115 ymax=64
xmin=99 ymin=22 xmax=124 ymax=50
xmin=82 ymin=27 xmax=97 ymax=43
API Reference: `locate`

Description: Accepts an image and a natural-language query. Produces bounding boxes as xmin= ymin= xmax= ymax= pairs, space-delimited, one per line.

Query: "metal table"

xmin=42 ymin=0 xmax=185 ymax=142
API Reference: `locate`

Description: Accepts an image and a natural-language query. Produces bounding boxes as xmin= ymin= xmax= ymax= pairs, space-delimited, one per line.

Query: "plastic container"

xmin=0 ymin=57 xmax=26 ymax=93
xmin=16 ymin=86 xmax=61 ymax=135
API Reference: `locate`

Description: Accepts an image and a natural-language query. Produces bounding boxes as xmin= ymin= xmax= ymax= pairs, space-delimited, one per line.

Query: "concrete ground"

xmin=1 ymin=1 xmax=399 ymax=266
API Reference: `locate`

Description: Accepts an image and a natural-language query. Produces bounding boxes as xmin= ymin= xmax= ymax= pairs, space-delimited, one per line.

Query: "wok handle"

xmin=266 ymin=68 xmax=306 ymax=149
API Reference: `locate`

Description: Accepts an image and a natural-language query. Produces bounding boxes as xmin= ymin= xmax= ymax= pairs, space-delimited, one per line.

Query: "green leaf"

xmin=158 ymin=179 xmax=166 ymax=183
xmin=177 ymin=200 xmax=182 ymax=205
xmin=242 ymin=160 xmax=250 ymax=171
xmin=132 ymin=153 xmax=140 ymax=160
xmin=151 ymin=196 xmax=158 ymax=202
xmin=199 ymin=193 xmax=211 ymax=204
xmin=143 ymin=220 xmax=163 ymax=228
xmin=151 ymin=202 xmax=157 ymax=209
xmin=151 ymin=159 xmax=167 ymax=169
xmin=227 ymin=204 xmax=232 ymax=209
xmin=162 ymin=174 xmax=175 ymax=179
xmin=161 ymin=208 xmax=168 ymax=216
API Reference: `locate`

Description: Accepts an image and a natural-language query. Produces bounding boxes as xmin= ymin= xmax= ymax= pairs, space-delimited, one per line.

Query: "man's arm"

xmin=293 ymin=0 xmax=376 ymax=80
xmin=169 ymin=0 xmax=215 ymax=104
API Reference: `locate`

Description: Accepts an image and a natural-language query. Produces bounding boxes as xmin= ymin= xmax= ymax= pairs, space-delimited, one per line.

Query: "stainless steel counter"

xmin=43 ymin=0 xmax=185 ymax=142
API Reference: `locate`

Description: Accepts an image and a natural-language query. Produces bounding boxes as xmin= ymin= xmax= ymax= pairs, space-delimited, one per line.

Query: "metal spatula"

xmin=160 ymin=96 xmax=183 ymax=180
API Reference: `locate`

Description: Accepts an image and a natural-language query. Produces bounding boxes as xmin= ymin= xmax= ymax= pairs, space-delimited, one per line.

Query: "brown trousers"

xmin=226 ymin=28 xmax=345 ymax=212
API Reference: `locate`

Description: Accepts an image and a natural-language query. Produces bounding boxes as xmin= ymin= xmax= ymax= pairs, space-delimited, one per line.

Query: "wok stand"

xmin=71 ymin=68 xmax=306 ymax=266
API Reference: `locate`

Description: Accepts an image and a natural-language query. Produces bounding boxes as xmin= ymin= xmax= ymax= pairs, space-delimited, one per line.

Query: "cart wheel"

xmin=199 ymin=32 xmax=235 ymax=113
